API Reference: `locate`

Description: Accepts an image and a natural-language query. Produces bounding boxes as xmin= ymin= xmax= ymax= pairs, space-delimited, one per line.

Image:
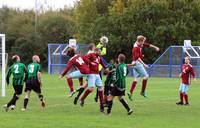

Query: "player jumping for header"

xmin=176 ymin=56 xmax=196 ymax=106
xmin=128 ymin=35 xmax=160 ymax=101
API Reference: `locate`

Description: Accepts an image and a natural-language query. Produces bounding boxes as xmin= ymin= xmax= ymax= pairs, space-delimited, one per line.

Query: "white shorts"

xmin=132 ymin=61 xmax=149 ymax=78
xmin=68 ymin=70 xmax=87 ymax=79
xmin=87 ymin=74 xmax=103 ymax=88
xmin=179 ymin=83 xmax=189 ymax=94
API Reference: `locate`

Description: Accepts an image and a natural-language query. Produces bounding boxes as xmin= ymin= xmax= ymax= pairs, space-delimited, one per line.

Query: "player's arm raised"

xmin=59 ymin=60 xmax=73 ymax=79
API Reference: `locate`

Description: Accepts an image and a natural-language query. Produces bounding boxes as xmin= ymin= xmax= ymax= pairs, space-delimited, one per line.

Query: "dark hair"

xmin=66 ymin=47 xmax=75 ymax=57
xmin=118 ymin=54 xmax=126 ymax=63
xmin=12 ymin=55 xmax=19 ymax=63
xmin=88 ymin=43 xmax=95 ymax=50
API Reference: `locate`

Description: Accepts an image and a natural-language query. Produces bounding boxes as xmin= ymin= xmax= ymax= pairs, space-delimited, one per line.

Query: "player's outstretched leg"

xmin=128 ymin=80 xmax=137 ymax=101
xmin=4 ymin=93 xmax=20 ymax=112
xmin=94 ymin=88 xmax=99 ymax=102
xmin=74 ymin=86 xmax=85 ymax=105
xmin=66 ymin=76 xmax=76 ymax=97
xmin=80 ymin=88 xmax=93 ymax=107
xmin=119 ymin=97 xmax=133 ymax=115
xmin=140 ymin=77 xmax=148 ymax=98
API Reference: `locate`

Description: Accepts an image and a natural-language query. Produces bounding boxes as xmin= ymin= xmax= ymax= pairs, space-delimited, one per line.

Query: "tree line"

xmin=0 ymin=0 xmax=200 ymax=68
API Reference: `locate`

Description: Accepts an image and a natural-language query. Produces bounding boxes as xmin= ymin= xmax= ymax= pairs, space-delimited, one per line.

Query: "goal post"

xmin=0 ymin=34 xmax=6 ymax=97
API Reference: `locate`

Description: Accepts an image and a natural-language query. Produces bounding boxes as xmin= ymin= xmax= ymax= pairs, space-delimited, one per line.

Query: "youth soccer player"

xmin=59 ymin=47 xmax=91 ymax=97
xmin=176 ymin=56 xmax=196 ymax=106
xmin=107 ymin=54 xmax=133 ymax=115
xmin=4 ymin=55 xmax=27 ymax=112
xmin=22 ymin=55 xmax=45 ymax=111
xmin=128 ymin=35 xmax=160 ymax=100
xmin=79 ymin=43 xmax=108 ymax=112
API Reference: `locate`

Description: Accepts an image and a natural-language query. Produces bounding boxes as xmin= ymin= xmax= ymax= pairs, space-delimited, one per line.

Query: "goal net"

xmin=0 ymin=34 xmax=8 ymax=97
xmin=149 ymin=43 xmax=200 ymax=78
xmin=48 ymin=43 xmax=89 ymax=74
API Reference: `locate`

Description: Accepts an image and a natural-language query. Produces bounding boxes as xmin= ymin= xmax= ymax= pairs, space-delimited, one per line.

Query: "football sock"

xmin=141 ymin=79 xmax=148 ymax=93
xmin=107 ymin=100 xmax=113 ymax=114
xmin=130 ymin=81 xmax=137 ymax=94
xmin=7 ymin=94 xmax=19 ymax=107
xmin=95 ymin=88 xmax=99 ymax=100
xmin=76 ymin=87 xmax=85 ymax=99
xmin=98 ymin=90 xmax=104 ymax=106
xmin=39 ymin=94 xmax=44 ymax=101
xmin=67 ymin=78 xmax=74 ymax=92
xmin=80 ymin=89 xmax=92 ymax=101
xmin=23 ymin=98 xmax=29 ymax=109
xmin=184 ymin=94 xmax=188 ymax=104
xmin=120 ymin=98 xmax=130 ymax=112
xmin=78 ymin=77 xmax=83 ymax=86
xmin=180 ymin=93 xmax=183 ymax=103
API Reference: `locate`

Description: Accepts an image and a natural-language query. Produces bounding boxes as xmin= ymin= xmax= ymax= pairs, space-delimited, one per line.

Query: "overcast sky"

xmin=0 ymin=0 xmax=77 ymax=10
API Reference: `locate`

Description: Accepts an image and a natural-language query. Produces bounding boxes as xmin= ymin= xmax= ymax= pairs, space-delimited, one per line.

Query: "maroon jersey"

xmin=181 ymin=64 xmax=195 ymax=85
xmin=86 ymin=52 xmax=106 ymax=74
xmin=61 ymin=54 xmax=90 ymax=76
xmin=132 ymin=42 xmax=150 ymax=61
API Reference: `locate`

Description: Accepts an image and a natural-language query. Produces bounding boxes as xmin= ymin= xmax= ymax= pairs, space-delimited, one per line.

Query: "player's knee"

xmin=88 ymin=87 xmax=94 ymax=92
xmin=144 ymin=75 xmax=149 ymax=80
xmin=66 ymin=75 xmax=72 ymax=79
xmin=97 ymin=87 xmax=103 ymax=91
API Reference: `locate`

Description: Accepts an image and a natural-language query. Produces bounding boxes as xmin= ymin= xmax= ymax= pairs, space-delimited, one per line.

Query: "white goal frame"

xmin=0 ymin=34 xmax=6 ymax=97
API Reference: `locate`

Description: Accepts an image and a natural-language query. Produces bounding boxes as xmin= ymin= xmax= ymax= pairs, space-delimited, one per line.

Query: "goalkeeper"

xmin=94 ymin=36 xmax=109 ymax=102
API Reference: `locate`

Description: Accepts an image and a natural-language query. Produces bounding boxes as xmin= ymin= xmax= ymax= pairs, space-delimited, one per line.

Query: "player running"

xmin=128 ymin=35 xmax=160 ymax=101
xmin=22 ymin=55 xmax=45 ymax=111
xmin=176 ymin=56 xmax=196 ymax=106
xmin=59 ymin=47 xmax=91 ymax=97
xmin=79 ymin=43 xmax=109 ymax=112
xmin=4 ymin=55 xmax=28 ymax=112
xmin=107 ymin=54 xmax=133 ymax=115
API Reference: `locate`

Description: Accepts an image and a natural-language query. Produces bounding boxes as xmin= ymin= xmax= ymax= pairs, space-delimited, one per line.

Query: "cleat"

xmin=21 ymin=108 xmax=27 ymax=111
xmin=80 ymin=100 xmax=84 ymax=107
xmin=140 ymin=92 xmax=148 ymax=98
xmin=69 ymin=91 xmax=76 ymax=98
xmin=128 ymin=109 xmax=133 ymax=115
xmin=41 ymin=100 xmax=46 ymax=108
xmin=185 ymin=103 xmax=190 ymax=106
xmin=176 ymin=102 xmax=183 ymax=105
xmin=10 ymin=105 xmax=16 ymax=110
xmin=127 ymin=92 xmax=133 ymax=101
xmin=107 ymin=109 xmax=111 ymax=115
xmin=100 ymin=105 xmax=104 ymax=113
xmin=94 ymin=97 xmax=98 ymax=102
xmin=73 ymin=97 xmax=79 ymax=105
xmin=3 ymin=104 xmax=9 ymax=112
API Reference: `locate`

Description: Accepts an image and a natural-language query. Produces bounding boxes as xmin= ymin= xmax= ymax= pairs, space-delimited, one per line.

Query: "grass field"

xmin=0 ymin=73 xmax=200 ymax=128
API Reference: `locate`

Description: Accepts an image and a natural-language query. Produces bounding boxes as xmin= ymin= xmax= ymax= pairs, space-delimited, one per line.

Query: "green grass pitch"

xmin=0 ymin=73 xmax=200 ymax=128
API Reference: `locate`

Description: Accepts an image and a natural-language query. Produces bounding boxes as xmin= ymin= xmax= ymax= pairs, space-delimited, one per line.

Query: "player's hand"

xmin=155 ymin=47 xmax=160 ymax=52
xmin=144 ymin=64 xmax=149 ymax=68
xmin=59 ymin=75 xmax=64 ymax=79
xmin=105 ymin=68 xmax=110 ymax=75
xmin=91 ymin=62 xmax=96 ymax=65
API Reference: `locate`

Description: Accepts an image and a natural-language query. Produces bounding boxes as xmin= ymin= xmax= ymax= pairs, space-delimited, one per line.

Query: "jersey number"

xmin=76 ymin=57 xmax=84 ymax=65
xmin=29 ymin=65 xmax=34 ymax=73
xmin=14 ymin=65 xmax=19 ymax=73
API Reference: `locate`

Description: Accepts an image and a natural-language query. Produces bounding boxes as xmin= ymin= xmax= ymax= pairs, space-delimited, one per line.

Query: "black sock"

xmin=107 ymin=100 xmax=113 ymax=114
xmin=7 ymin=94 xmax=19 ymax=107
xmin=39 ymin=94 xmax=43 ymax=101
xmin=24 ymin=98 xmax=29 ymax=109
xmin=76 ymin=87 xmax=85 ymax=98
xmin=119 ymin=98 xmax=130 ymax=112
xmin=95 ymin=88 xmax=98 ymax=99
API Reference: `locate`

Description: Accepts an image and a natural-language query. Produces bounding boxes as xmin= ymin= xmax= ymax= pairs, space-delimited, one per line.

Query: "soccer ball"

xmin=100 ymin=36 xmax=109 ymax=45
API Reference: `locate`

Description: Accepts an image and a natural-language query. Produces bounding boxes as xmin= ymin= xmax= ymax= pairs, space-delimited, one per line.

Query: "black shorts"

xmin=25 ymin=79 xmax=41 ymax=94
xmin=13 ymin=85 xmax=23 ymax=95
xmin=104 ymin=85 xmax=112 ymax=96
xmin=111 ymin=86 xmax=125 ymax=96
